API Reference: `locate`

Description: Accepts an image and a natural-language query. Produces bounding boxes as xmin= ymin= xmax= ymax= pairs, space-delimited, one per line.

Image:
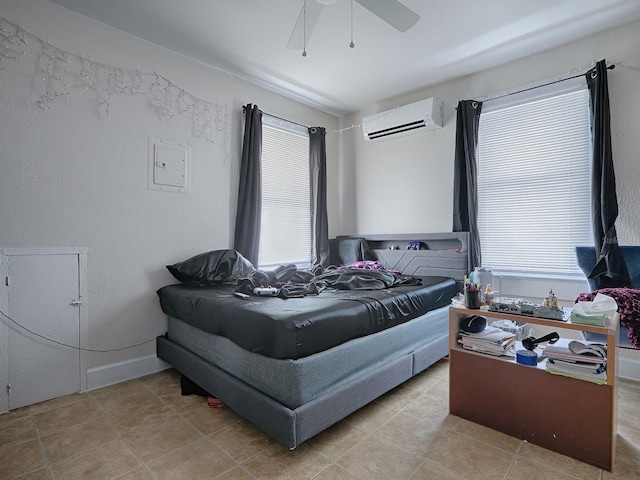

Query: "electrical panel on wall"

xmin=147 ymin=137 xmax=191 ymax=193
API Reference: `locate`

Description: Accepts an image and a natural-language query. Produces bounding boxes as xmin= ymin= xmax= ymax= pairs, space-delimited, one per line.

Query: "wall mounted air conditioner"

xmin=362 ymin=97 xmax=443 ymax=142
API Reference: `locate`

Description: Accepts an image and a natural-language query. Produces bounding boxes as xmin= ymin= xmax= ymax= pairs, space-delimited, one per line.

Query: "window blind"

xmin=477 ymin=86 xmax=592 ymax=276
xmin=258 ymin=123 xmax=311 ymax=268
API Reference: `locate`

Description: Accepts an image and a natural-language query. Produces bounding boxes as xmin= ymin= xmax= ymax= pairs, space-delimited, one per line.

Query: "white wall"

xmin=340 ymin=19 xmax=640 ymax=302
xmin=0 ymin=0 xmax=339 ymax=386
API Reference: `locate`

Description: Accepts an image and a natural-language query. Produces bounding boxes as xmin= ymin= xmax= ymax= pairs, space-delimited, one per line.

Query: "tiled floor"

xmin=1 ymin=360 xmax=639 ymax=480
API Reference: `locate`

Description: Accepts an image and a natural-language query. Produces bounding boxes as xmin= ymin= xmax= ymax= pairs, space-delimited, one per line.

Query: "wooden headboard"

xmin=365 ymin=232 xmax=470 ymax=292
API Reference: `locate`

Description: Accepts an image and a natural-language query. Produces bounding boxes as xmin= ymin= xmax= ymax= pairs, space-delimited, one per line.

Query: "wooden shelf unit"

xmin=449 ymin=306 xmax=619 ymax=471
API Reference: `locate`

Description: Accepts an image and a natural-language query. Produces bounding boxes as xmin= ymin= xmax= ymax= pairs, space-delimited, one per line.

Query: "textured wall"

xmin=0 ymin=0 xmax=338 ymax=373
xmin=345 ymin=20 xmax=640 ymax=245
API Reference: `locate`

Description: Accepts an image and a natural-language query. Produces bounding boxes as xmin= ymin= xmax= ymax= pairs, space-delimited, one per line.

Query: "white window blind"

xmin=477 ymin=83 xmax=592 ymax=276
xmin=258 ymin=120 xmax=311 ymax=268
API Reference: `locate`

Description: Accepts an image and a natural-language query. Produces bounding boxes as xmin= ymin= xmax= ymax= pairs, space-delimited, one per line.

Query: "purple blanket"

xmin=575 ymin=288 xmax=640 ymax=348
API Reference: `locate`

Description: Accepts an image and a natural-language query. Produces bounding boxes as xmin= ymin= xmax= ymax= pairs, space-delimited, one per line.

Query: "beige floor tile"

xmin=306 ymin=420 xmax=370 ymax=461
xmin=430 ymin=431 xmax=515 ymax=480
xmin=615 ymin=430 xmax=640 ymax=465
xmin=409 ymin=460 xmax=466 ymax=480
xmin=214 ymin=466 xmax=256 ymax=480
xmin=618 ymin=405 xmax=640 ymax=432
xmin=0 ymin=415 xmax=37 ymax=448
xmin=138 ymin=369 xmax=182 ymax=397
xmin=28 ymin=392 xmax=88 ymax=415
xmin=32 ymin=397 xmax=104 ymax=436
xmin=49 ymin=439 xmax=140 ymax=480
xmin=603 ymin=456 xmax=640 ymax=480
xmin=454 ymin=418 xmax=522 ymax=454
xmin=402 ymin=389 xmax=458 ymax=430
xmin=122 ymin=416 xmax=203 ymax=463
xmin=14 ymin=467 xmax=53 ymax=479
xmin=241 ymin=443 xmax=332 ymax=480
xmin=3 ymin=358 xmax=638 ymax=480
xmin=183 ymin=403 xmax=242 ymax=435
xmin=336 ymin=435 xmax=426 ymax=480
xmin=313 ymin=464 xmax=359 ymax=480
xmin=507 ymin=457 xmax=583 ymax=480
xmin=210 ymin=420 xmax=275 ymax=462
xmin=373 ymin=382 xmax=424 ymax=411
xmin=427 ymin=375 xmax=449 ymax=394
xmin=602 ymin=458 xmax=640 ymax=480
xmin=107 ymin=399 xmax=179 ymax=436
xmin=401 ymin=369 xmax=443 ymax=394
xmin=91 ymin=379 xmax=155 ymax=414
xmin=112 ymin=467 xmax=156 ymax=480
xmin=40 ymin=414 xmax=119 ymax=463
xmin=518 ymin=441 xmax=602 ymax=480
xmin=146 ymin=371 xmax=210 ymax=415
xmin=0 ymin=439 xmax=45 ymax=479
xmin=158 ymin=390 xmax=207 ymax=415
xmin=145 ymin=437 xmax=236 ymax=480
xmin=374 ymin=411 xmax=453 ymax=458
xmin=0 ymin=406 xmax=31 ymax=426
xmin=342 ymin=400 xmax=398 ymax=433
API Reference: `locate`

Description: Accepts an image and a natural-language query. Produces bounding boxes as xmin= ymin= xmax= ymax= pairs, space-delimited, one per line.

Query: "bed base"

xmin=157 ymin=333 xmax=448 ymax=448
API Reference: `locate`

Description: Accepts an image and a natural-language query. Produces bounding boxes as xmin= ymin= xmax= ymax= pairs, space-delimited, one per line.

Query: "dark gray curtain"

xmin=585 ymin=60 xmax=630 ymax=288
xmin=233 ymin=104 xmax=262 ymax=267
xmin=309 ymin=127 xmax=330 ymax=267
xmin=453 ymin=100 xmax=483 ymax=270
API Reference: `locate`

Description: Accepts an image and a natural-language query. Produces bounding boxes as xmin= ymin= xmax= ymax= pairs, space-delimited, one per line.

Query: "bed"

xmin=156 ymin=232 xmax=469 ymax=448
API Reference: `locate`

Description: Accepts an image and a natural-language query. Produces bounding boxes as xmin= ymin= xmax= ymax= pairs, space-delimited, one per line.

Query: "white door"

xmin=7 ymin=253 xmax=81 ymax=409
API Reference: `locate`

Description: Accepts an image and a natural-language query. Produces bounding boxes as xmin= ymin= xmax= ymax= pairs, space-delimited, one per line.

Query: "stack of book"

xmin=458 ymin=326 xmax=516 ymax=356
xmin=542 ymin=339 xmax=607 ymax=384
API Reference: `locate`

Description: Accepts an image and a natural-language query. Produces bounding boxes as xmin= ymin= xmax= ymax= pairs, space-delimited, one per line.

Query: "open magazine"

xmin=542 ymin=339 xmax=605 ymax=364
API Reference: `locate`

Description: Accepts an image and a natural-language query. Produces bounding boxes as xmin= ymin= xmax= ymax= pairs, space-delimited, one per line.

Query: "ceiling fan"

xmin=287 ymin=0 xmax=420 ymax=54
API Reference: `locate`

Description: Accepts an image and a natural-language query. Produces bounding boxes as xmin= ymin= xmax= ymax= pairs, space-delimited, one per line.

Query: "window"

xmin=258 ymin=116 xmax=311 ymax=269
xmin=477 ymin=78 xmax=592 ymax=276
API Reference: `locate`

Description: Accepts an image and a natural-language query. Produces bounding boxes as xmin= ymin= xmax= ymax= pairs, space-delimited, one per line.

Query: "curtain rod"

xmin=243 ymin=104 xmax=310 ymax=130
xmin=472 ymin=63 xmax=615 ymax=104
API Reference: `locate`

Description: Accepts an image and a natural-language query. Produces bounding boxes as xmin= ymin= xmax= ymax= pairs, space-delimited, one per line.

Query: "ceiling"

xmin=48 ymin=0 xmax=640 ymax=116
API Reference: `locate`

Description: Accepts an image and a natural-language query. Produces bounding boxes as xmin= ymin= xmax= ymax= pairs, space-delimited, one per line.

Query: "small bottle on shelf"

xmin=483 ymin=283 xmax=494 ymax=306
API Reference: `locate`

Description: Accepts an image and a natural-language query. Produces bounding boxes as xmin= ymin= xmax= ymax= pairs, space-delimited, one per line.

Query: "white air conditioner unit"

xmin=362 ymin=98 xmax=443 ymax=142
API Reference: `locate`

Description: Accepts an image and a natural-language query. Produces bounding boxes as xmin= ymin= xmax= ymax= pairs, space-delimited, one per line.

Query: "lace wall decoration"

xmin=0 ymin=17 xmax=229 ymax=144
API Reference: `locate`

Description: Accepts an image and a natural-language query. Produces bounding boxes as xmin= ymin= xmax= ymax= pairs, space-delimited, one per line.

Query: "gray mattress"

xmin=166 ymin=304 xmax=450 ymax=408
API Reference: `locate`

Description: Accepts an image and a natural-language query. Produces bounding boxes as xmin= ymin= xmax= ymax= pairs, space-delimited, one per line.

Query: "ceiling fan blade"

xmin=355 ymin=0 xmax=420 ymax=32
xmin=287 ymin=1 xmax=325 ymax=50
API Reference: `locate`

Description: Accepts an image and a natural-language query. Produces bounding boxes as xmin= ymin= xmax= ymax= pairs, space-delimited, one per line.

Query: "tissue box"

xmin=570 ymin=310 xmax=606 ymax=326
xmin=570 ymin=293 xmax=617 ymax=327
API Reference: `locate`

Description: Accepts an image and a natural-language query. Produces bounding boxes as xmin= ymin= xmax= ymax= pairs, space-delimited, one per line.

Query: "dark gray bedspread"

xmin=157 ymin=276 xmax=456 ymax=359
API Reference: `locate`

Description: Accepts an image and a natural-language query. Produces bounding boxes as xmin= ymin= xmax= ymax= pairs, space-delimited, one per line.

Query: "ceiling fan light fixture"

xmin=287 ymin=0 xmax=420 ymax=55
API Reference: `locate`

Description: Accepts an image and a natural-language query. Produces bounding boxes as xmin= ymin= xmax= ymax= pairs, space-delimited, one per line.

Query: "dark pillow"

xmin=329 ymin=236 xmax=376 ymax=267
xmin=166 ymin=249 xmax=255 ymax=286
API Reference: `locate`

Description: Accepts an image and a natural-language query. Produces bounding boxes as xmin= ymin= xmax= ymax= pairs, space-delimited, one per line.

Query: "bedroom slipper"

xmin=207 ymin=397 xmax=225 ymax=408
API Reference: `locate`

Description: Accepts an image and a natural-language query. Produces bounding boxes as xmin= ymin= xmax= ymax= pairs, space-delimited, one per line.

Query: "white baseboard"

xmin=86 ymin=354 xmax=171 ymax=391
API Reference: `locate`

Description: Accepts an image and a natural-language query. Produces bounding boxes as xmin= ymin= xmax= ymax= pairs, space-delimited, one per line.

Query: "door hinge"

xmin=70 ymin=300 xmax=82 ymax=307
xmin=6 ymin=384 xmax=10 ymax=394
xmin=4 ymin=276 xmax=8 ymax=286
